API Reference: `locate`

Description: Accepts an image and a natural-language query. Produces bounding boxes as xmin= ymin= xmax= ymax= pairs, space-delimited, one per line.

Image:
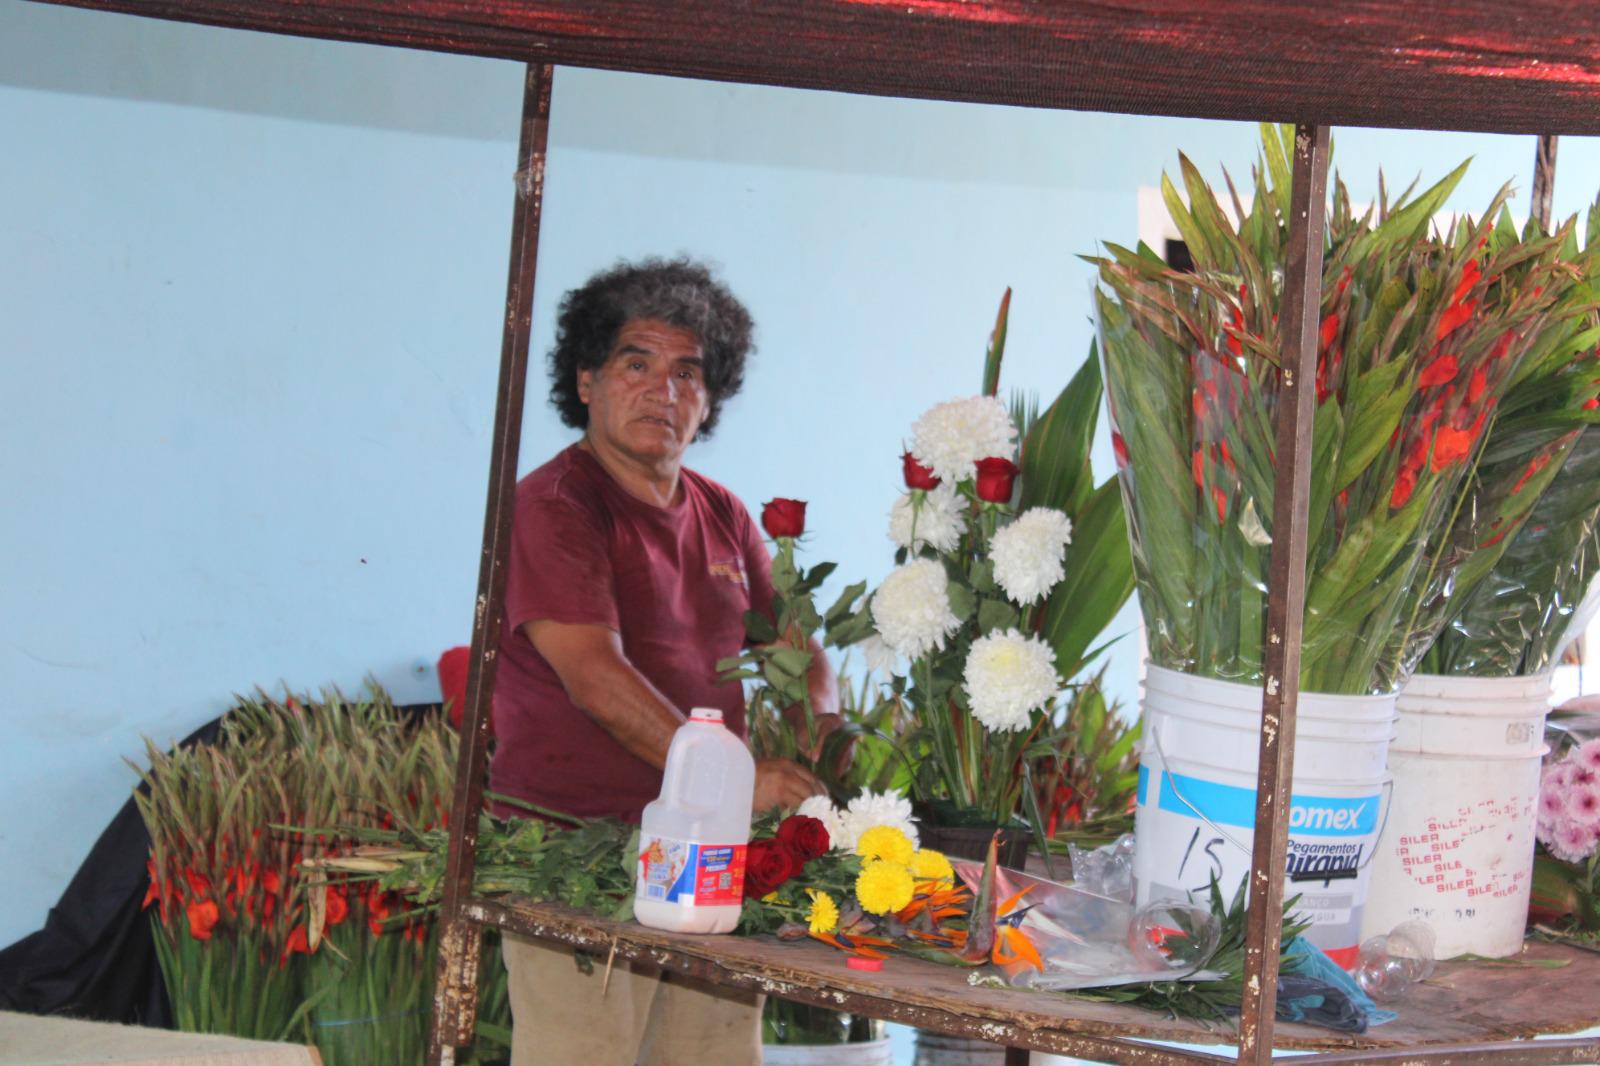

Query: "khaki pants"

xmin=503 ymin=934 xmax=763 ymax=1066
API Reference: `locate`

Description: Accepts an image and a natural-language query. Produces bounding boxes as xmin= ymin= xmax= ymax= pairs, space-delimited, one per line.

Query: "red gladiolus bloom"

xmin=1435 ymin=299 xmax=1477 ymax=342
xmin=325 ymin=886 xmax=350 ymax=927
xmin=901 ymin=452 xmax=941 ymax=491
xmin=1430 ymin=425 xmax=1474 ymax=471
xmin=283 ymin=924 xmax=311 ymax=963
xmin=182 ymin=867 xmax=210 ymax=899
xmin=261 ymin=868 xmax=282 ymax=896
xmin=1319 ymin=313 xmax=1339 ymax=352
xmin=1418 ymin=355 xmax=1459 ymax=388
xmin=1191 ymin=449 xmax=1205 ymax=488
xmin=973 ymin=457 xmax=1019 ymax=503
xmin=1111 ymin=431 xmax=1130 ymax=469
xmin=1212 ymin=486 xmax=1228 ymax=523
xmin=1391 ymin=467 xmax=1418 ymax=510
xmin=1467 ymin=366 xmax=1487 ymax=404
xmin=1451 ymin=260 xmax=1483 ymax=305
xmin=761 ymin=498 xmax=807 ymax=539
xmin=368 ymin=891 xmax=393 ymax=937
xmin=186 ymin=898 xmax=220 ymax=941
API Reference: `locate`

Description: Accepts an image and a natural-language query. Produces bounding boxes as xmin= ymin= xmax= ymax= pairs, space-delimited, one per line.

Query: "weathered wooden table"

xmin=462 ymin=897 xmax=1600 ymax=1065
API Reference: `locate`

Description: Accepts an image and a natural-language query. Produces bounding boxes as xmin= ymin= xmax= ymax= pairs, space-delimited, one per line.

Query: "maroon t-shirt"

xmin=489 ymin=443 xmax=774 ymax=822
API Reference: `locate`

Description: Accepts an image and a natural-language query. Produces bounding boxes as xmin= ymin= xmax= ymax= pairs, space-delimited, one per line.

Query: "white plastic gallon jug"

xmin=634 ymin=708 xmax=755 ymax=933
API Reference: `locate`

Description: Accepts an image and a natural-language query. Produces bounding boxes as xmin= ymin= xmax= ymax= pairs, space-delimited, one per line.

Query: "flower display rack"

xmin=27 ymin=2 xmax=1600 ymax=1064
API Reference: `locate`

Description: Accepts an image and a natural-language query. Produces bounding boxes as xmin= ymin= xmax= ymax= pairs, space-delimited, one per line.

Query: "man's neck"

xmin=579 ymin=436 xmax=683 ymax=508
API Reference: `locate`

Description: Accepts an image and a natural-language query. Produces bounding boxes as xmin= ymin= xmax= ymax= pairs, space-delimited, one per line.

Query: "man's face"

xmin=577 ymin=318 xmax=710 ymax=467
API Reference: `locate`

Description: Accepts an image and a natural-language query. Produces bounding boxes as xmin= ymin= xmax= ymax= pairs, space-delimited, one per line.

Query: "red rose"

xmin=743 ymin=838 xmax=804 ymax=899
xmin=973 ymin=457 xmax=1020 ymax=503
xmin=761 ymin=498 xmax=807 ymax=539
xmin=776 ymin=814 xmax=831 ymax=860
xmin=901 ymin=452 xmax=942 ymax=491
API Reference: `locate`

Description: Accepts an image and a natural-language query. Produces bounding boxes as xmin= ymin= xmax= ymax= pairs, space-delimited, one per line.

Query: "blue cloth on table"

xmin=1273 ymin=937 xmax=1396 ymax=1033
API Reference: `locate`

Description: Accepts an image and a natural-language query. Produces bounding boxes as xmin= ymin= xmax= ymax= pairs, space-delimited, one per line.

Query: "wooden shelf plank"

xmin=29 ymin=0 xmax=1600 ymax=135
xmin=463 ymin=897 xmax=1600 ymax=1062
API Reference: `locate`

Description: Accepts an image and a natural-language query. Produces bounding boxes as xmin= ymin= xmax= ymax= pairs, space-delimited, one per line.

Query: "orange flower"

xmin=282 ymin=923 xmax=311 ymax=965
xmin=182 ymin=867 xmax=210 ymax=899
xmin=1390 ymin=466 xmax=1418 ymax=510
xmin=186 ymin=898 xmax=220 ymax=941
xmin=1319 ymin=313 xmax=1339 ymax=352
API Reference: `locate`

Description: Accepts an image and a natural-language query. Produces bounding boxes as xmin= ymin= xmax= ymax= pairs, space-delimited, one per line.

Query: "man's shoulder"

xmin=681 ymin=466 xmax=752 ymax=523
xmin=517 ymin=445 xmax=609 ymax=519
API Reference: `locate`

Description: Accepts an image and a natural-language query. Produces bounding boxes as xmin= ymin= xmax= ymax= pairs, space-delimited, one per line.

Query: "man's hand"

xmin=752 ymin=757 xmax=824 ymax=814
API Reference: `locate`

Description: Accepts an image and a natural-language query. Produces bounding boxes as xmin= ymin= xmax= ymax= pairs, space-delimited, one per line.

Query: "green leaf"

xmin=982 ymin=288 xmax=1011 ymax=397
xmin=1336 ymin=360 xmax=1409 ymax=491
xmin=743 ymin=609 xmax=779 ymax=644
xmin=1039 ymin=479 xmax=1134 ymax=678
xmin=822 ymin=579 xmax=867 ymax=624
xmin=947 ymin=580 xmax=976 ymax=623
xmin=769 ymin=646 xmax=813 ymax=679
xmin=977 ymin=598 xmax=1020 ymax=634
xmin=1020 ymin=347 xmax=1102 ymax=518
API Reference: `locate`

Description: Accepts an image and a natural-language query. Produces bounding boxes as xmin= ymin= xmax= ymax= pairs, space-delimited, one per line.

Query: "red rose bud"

xmin=776 ymin=814 xmax=831 ymax=860
xmin=973 ymin=457 xmax=1020 ymax=503
xmin=761 ymin=498 xmax=807 ymax=539
xmin=743 ymin=838 xmax=804 ymax=898
xmin=901 ymin=452 xmax=942 ymax=491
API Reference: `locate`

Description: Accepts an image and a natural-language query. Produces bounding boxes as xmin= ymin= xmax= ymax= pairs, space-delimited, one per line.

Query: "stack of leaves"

xmin=1097 ymin=123 xmax=1600 ymax=695
xmin=135 ymin=685 xmax=508 ymax=1065
xmin=1421 ymin=424 xmax=1600 ymax=676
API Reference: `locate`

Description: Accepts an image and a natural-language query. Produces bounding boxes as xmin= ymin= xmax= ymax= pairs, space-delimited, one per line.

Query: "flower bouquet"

xmin=1530 ymin=738 xmax=1600 ymax=940
xmin=858 ymin=295 xmax=1134 ymax=838
xmin=135 ymin=685 xmax=510 ymax=1065
xmin=1097 ymin=123 xmax=1599 ymax=696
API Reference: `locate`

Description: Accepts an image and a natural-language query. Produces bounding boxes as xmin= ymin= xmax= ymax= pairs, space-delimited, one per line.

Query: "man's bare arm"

xmin=524 ymin=619 xmax=823 ymax=810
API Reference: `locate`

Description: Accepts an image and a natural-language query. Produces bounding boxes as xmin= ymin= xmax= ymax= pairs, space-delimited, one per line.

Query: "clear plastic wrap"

xmin=1097 ymin=129 xmax=1598 ymax=695
xmin=1421 ymin=424 xmax=1600 ymax=676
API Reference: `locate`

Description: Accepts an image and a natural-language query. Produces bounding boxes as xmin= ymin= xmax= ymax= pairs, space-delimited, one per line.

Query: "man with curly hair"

xmin=491 ymin=257 xmax=839 ymax=1065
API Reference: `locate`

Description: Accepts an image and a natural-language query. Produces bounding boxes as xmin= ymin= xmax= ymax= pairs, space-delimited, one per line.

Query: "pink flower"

xmin=1538 ymin=785 xmax=1567 ymax=829
xmin=1549 ymin=819 xmax=1599 ymax=865
xmin=1576 ymin=739 xmax=1600 ymax=773
xmin=1566 ymin=783 xmax=1600 ymax=828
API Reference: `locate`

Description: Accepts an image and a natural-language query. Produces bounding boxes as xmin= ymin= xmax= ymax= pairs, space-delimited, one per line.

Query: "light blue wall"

xmin=4 ymin=1 xmax=1596 ymax=947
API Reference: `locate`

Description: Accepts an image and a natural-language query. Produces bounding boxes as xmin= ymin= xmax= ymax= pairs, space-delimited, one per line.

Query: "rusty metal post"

xmin=1236 ymin=123 xmax=1330 ymax=1066
xmin=1531 ymin=134 xmax=1558 ymax=232
xmin=427 ymin=61 xmax=553 ymax=1066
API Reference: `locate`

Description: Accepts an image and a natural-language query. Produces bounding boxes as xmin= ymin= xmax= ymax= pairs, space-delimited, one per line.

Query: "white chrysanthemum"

xmin=797 ymin=795 xmax=848 ymax=851
xmin=838 ymin=788 xmax=919 ymax=852
xmin=888 ymin=484 xmax=966 ymax=554
xmin=858 ymin=634 xmax=901 ymax=680
xmin=870 ymin=559 xmax=961 ymax=660
xmin=990 ymin=507 xmax=1074 ymax=605
xmin=909 ymin=395 xmax=1018 ymax=484
xmin=963 ymin=628 xmax=1060 ymax=732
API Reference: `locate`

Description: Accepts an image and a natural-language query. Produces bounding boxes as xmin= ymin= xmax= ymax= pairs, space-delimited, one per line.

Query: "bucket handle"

xmin=1151 ymin=724 xmax=1394 ymax=870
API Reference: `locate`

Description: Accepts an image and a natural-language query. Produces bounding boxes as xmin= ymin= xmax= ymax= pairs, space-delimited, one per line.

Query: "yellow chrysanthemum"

xmin=805 ymin=889 xmax=840 ymax=935
xmin=908 ymin=848 xmax=954 ymax=883
xmin=855 ymin=859 xmax=915 ymax=916
xmin=855 ymin=825 xmax=915 ymax=867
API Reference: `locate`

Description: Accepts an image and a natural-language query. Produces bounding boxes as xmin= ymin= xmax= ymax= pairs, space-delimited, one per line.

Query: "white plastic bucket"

xmin=1134 ymin=665 xmax=1396 ymax=968
xmin=1360 ymin=672 xmax=1552 ymax=959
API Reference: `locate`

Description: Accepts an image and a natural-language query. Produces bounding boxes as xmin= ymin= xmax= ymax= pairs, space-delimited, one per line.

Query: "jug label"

xmin=637 ymin=835 xmax=746 ymax=906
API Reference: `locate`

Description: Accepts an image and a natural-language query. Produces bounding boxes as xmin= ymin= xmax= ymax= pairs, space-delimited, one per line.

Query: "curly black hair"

xmin=546 ymin=257 xmax=754 ymax=439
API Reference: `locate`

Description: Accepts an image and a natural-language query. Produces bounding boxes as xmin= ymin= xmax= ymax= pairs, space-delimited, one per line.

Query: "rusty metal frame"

xmin=426 ymin=61 xmax=552 ymax=1065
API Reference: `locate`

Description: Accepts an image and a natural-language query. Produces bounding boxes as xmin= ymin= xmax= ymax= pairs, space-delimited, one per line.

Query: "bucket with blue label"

xmin=1133 ymin=665 xmax=1397 ymax=968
